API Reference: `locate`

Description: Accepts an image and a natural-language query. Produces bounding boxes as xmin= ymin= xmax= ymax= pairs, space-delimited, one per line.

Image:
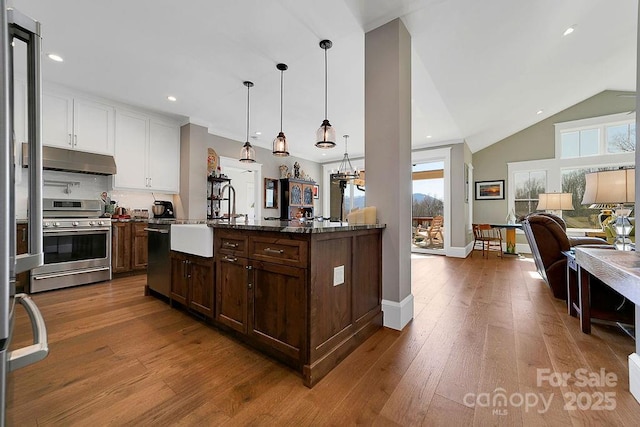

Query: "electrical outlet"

xmin=333 ymin=265 xmax=344 ymax=286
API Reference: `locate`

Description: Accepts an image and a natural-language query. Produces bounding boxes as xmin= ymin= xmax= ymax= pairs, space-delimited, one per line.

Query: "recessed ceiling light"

xmin=255 ymin=131 xmax=262 ymax=135
xmin=47 ymin=53 xmax=63 ymax=62
xmin=536 ymin=109 xmax=543 ymax=115
xmin=167 ymin=95 xmax=177 ymax=102
xmin=322 ymin=153 xmax=326 ymax=156
xmin=563 ymin=26 xmax=575 ymax=36
xmin=426 ymin=135 xmax=432 ymax=139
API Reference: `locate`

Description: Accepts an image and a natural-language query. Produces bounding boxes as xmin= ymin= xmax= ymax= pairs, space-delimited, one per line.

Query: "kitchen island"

xmin=159 ymin=219 xmax=384 ymax=387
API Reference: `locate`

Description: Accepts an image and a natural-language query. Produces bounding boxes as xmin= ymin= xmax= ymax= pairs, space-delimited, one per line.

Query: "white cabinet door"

xmin=42 ymin=91 xmax=115 ymax=155
xmin=148 ymin=120 xmax=180 ymax=193
xmin=114 ymin=109 xmax=148 ymax=190
xmin=42 ymin=91 xmax=73 ymax=149
xmin=73 ymin=98 xmax=115 ymax=155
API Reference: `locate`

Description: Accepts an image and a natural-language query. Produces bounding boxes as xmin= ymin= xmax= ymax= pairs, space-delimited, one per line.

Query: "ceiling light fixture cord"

xmin=246 ymin=82 xmax=250 ymax=141
xmin=280 ymin=68 xmax=284 ymax=131
xmin=324 ymin=46 xmax=328 ymax=120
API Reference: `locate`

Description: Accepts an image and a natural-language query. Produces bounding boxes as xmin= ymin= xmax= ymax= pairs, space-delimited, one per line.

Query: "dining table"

xmin=488 ymin=223 xmax=523 ymax=254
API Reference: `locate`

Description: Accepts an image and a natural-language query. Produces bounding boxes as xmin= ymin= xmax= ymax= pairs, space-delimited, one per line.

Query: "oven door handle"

xmin=32 ymin=266 xmax=110 ymax=280
xmin=8 ymin=294 xmax=49 ymax=372
xmin=42 ymin=228 xmax=111 ymax=234
xmin=144 ymin=228 xmax=169 ymax=234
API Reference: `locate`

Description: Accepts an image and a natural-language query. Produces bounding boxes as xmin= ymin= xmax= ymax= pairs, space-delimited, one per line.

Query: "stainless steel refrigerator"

xmin=1 ymin=2 xmax=48 ymax=425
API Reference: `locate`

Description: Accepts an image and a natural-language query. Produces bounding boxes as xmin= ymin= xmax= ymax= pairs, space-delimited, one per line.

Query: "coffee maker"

xmin=153 ymin=201 xmax=175 ymax=218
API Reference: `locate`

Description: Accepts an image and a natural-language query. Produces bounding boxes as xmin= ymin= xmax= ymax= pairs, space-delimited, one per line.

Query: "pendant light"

xmin=334 ymin=135 xmax=358 ymax=180
xmin=272 ymin=63 xmax=290 ymax=157
xmin=239 ymin=81 xmax=256 ymax=163
xmin=315 ymin=39 xmax=336 ymax=148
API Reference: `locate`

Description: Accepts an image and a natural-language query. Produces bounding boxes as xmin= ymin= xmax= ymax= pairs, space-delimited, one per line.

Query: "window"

xmin=606 ymin=123 xmax=635 ymax=153
xmin=508 ymin=113 xmax=636 ymax=231
xmin=560 ymin=129 xmax=599 ymax=158
xmin=513 ymin=170 xmax=546 ymax=218
xmin=561 ymin=166 xmax=624 ymax=228
xmin=557 ymin=113 xmax=635 ymax=159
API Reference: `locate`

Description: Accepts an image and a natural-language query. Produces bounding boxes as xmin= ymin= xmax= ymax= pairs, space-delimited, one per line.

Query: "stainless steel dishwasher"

xmin=145 ymin=223 xmax=171 ymax=298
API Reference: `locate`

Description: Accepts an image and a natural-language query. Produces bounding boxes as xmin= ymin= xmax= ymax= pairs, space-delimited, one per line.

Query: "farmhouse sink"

xmin=170 ymin=224 xmax=213 ymax=257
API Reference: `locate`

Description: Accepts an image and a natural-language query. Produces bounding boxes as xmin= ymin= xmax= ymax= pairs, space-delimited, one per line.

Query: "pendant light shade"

xmin=272 ymin=63 xmax=290 ymax=157
xmin=315 ymin=39 xmax=336 ymax=149
xmin=239 ymin=81 xmax=256 ymax=163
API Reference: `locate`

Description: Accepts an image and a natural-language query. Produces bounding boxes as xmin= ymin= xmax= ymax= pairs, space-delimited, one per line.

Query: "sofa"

xmin=522 ymin=212 xmax=613 ymax=299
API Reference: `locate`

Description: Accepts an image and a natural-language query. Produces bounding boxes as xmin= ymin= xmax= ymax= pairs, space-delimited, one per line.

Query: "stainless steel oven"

xmin=30 ymin=199 xmax=112 ymax=293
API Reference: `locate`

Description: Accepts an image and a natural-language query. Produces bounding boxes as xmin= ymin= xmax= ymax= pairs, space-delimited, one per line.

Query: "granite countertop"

xmin=208 ymin=219 xmax=385 ymax=234
xmin=147 ymin=218 xmax=385 ymax=233
xmin=110 ymin=218 xmax=149 ymax=223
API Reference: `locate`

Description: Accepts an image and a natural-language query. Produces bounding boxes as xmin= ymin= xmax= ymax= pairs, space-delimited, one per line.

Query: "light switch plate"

xmin=333 ymin=265 xmax=344 ymax=286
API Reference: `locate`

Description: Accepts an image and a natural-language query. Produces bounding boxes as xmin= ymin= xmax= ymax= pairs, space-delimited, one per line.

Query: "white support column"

xmin=365 ymin=19 xmax=413 ymax=330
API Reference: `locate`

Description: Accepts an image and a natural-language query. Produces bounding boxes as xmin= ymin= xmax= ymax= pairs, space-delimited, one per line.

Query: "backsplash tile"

xmin=15 ymin=169 xmax=175 ymax=218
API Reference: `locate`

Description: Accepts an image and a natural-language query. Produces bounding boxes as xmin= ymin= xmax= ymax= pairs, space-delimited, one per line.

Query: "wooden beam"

xmin=412 ymin=170 xmax=444 ymax=180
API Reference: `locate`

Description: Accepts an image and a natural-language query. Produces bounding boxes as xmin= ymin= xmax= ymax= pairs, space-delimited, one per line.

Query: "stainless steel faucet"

xmin=221 ymin=183 xmax=236 ymax=219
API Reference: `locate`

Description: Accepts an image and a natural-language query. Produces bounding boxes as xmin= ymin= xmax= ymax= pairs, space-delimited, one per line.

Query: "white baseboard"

xmin=382 ymin=294 xmax=414 ymax=330
xmin=448 ymin=245 xmax=470 ymax=258
xmin=629 ymin=353 xmax=640 ymax=403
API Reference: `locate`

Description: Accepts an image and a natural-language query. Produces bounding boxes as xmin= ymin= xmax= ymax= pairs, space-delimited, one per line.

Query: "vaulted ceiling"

xmin=13 ymin=0 xmax=637 ymax=163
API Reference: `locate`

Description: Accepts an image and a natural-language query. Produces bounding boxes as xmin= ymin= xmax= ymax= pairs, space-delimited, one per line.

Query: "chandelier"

xmin=333 ymin=135 xmax=358 ymax=180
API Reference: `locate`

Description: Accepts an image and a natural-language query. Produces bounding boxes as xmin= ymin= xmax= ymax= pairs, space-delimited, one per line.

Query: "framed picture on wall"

xmin=475 ymin=180 xmax=504 ymax=200
xmin=313 ymin=184 xmax=319 ymax=199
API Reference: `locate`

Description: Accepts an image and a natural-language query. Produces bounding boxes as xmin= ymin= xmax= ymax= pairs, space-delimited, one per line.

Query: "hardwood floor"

xmin=7 ymin=253 xmax=640 ymax=426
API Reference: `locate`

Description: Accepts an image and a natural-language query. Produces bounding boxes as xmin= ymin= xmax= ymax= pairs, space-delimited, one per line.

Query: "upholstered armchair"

xmin=522 ymin=213 xmax=613 ymax=299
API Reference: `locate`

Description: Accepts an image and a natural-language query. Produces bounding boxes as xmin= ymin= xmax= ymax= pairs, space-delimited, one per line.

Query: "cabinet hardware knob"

xmin=247 ymin=265 xmax=253 ymax=270
xmin=248 ymin=283 xmax=252 ymax=289
xmin=223 ymin=242 xmax=239 ymax=248
xmin=224 ymin=256 xmax=237 ymax=262
xmin=74 ymin=134 xmax=78 ymax=147
xmin=68 ymin=134 xmax=72 ymax=146
xmin=264 ymin=247 xmax=284 ymax=254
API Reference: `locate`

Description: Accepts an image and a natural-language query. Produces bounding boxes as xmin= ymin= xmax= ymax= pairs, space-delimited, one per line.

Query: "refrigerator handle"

xmin=12 ymin=8 xmax=43 ymax=275
xmin=26 ymin=12 xmax=43 ymax=263
xmin=7 ymin=293 xmax=48 ymax=372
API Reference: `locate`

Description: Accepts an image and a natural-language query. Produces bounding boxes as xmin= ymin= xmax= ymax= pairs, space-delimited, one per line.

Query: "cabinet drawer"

xmin=249 ymin=237 xmax=307 ymax=267
xmin=216 ymin=232 xmax=248 ymax=257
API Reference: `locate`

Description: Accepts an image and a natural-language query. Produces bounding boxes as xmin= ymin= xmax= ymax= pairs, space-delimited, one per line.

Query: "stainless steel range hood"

xmin=22 ymin=143 xmax=117 ymax=175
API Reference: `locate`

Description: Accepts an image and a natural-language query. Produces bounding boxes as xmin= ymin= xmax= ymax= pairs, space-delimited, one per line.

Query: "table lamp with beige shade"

xmin=582 ymin=168 xmax=635 ymax=250
xmin=536 ymin=192 xmax=575 ymax=215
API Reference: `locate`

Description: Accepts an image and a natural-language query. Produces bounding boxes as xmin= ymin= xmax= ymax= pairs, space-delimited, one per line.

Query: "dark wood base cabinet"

xmin=112 ymin=222 xmax=148 ymax=274
xmin=214 ymin=227 xmax=382 ymax=387
xmin=170 ymin=251 xmax=215 ymax=318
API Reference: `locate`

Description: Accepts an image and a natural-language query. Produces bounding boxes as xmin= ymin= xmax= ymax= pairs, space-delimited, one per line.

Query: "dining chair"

xmin=471 ymin=224 xmax=485 ymax=257
xmin=478 ymin=224 xmax=502 ymax=258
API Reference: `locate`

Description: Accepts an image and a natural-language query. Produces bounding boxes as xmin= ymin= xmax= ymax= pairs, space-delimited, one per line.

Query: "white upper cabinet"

xmin=148 ymin=120 xmax=180 ymax=193
xmin=43 ymin=88 xmax=115 ymax=155
xmin=112 ymin=109 xmax=180 ymax=193
xmin=113 ymin=109 xmax=147 ymax=190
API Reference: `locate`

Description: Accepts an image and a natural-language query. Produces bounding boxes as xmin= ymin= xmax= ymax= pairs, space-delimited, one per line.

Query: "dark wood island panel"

xmin=213 ymin=226 xmax=383 ymax=387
